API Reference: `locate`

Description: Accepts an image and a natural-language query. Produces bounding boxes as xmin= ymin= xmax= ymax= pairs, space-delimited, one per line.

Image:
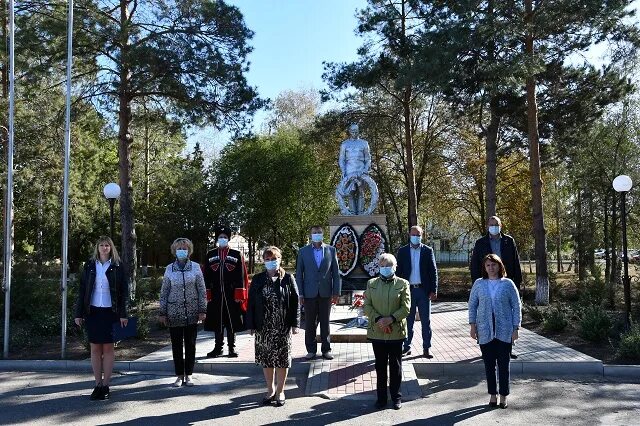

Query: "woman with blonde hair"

xmin=246 ymin=246 xmax=299 ymax=407
xmin=159 ymin=237 xmax=207 ymax=387
xmin=74 ymin=236 xmax=129 ymax=400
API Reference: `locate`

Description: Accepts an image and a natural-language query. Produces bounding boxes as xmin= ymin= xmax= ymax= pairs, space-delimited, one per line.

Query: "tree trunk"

xmin=525 ymin=0 xmax=549 ymax=305
xmin=554 ymin=180 xmax=562 ymax=273
xmin=577 ymin=191 xmax=585 ymax=281
xmin=610 ymin=193 xmax=618 ymax=296
xmin=118 ymin=1 xmax=137 ymax=299
xmin=484 ymin=98 xmax=500 ymax=221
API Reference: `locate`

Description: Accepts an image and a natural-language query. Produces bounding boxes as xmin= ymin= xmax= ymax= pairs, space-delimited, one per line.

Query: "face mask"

xmin=265 ymin=259 xmax=280 ymax=271
xmin=176 ymin=249 xmax=189 ymax=260
xmin=311 ymin=233 xmax=324 ymax=243
xmin=218 ymin=238 xmax=228 ymax=247
xmin=379 ymin=266 xmax=395 ymax=277
xmin=410 ymin=235 xmax=421 ymax=245
xmin=488 ymin=226 xmax=500 ymax=236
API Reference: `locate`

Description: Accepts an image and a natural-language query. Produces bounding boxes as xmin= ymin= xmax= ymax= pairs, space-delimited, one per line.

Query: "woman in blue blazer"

xmin=469 ymin=254 xmax=521 ymax=409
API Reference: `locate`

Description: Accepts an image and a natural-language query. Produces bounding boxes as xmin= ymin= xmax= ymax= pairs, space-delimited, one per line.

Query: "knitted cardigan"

xmin=468 ymin=277 xmax=521 ymax=345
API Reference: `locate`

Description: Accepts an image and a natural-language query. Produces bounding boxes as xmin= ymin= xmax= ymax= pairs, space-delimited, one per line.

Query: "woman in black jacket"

xmin=246 ymin=246 xmax=299 ymax=407
xmin=74 ymin=236 xmax=128 ymax=401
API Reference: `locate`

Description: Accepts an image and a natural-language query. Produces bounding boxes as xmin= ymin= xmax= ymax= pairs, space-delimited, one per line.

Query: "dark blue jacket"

xmin=395 ymin=244 xmax=438 ymax=295
xmin=470 ymin=233 xmax=522 ymax=289
xmin=75 ymin=258 xmax=129 ymax=319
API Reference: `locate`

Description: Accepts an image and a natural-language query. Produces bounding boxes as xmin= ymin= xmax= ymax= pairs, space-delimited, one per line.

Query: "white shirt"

xmin=409 ymin=246 xmax=421 ymax=285
xmin=488 ymin=279 xmax=501 ymax=311
xmin=90 ymin=259 xmax=112 ymax=307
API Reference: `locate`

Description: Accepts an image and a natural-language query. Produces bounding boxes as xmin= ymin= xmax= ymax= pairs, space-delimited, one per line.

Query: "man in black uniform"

xmin=203 ymin=225 xmax=248 ymax=358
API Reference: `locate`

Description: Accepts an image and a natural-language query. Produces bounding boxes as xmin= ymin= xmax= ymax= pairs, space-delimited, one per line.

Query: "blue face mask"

xmin=176 ymin=249 xmax=189 ymax=260
xmin=311 ymin=233 xmax=324 ymax=243
xmin=379 ymin=266 xmax=395 ymax=277
xmin=218 ymin=238 xmax=228 ymax=247
xmin=410 ymin=235 xmax=421 ymax=245
xmin=488 ymin=226 xmax=500 ymax=236
xmin=265 ymin=259 xmax=280 ymax=271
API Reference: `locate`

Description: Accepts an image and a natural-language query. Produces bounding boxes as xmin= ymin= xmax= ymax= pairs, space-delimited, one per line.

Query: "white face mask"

xmin=488 ymin=226 xmax=500 ymax=236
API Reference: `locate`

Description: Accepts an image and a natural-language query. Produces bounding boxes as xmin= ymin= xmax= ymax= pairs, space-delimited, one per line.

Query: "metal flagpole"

xmin=61 ymin=0 xmax=74 ymax=359
xmin=3 ymin=0 xmax=15 ymax=359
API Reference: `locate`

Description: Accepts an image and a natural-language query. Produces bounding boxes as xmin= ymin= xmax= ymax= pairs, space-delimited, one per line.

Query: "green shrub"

xmin=543 ymin=304 xmax=569 ymax=332
xmin=577 ymin=267 xmax=607 ymax=307
xmin=617 ymin=324 xmax=640 ymax=361
xmin=524 ymin=304 xmax=545 ymax=323
xmin=579 ymin=305 xmax=612 ymax=342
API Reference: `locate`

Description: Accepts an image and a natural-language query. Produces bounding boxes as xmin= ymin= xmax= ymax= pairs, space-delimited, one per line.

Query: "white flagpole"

xmin=3 ymin=0 xmax=15 ymax=359
xmin=61 ymin=0 xmax=74 ymax=359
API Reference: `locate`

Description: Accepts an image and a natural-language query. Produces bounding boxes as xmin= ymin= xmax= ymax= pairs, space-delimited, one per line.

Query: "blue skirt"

xmin=85 ymin=306 xmax=117 ymax=344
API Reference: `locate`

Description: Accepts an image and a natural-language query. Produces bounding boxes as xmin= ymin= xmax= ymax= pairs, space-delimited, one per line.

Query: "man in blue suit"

xmin=396 ymin=225 xmax=438 ymax=358
xmin=296 ymin=225 xmax=342 ymax=360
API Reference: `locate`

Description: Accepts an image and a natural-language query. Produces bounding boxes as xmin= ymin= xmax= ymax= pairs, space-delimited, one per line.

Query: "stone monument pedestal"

xmin=330 ymin=214 xmax=388 ymax=294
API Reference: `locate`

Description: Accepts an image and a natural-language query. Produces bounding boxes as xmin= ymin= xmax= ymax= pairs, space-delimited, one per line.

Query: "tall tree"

xmin=73 ymin=0 xmax=263 ymax=295
xmin=324 ymin=0 xmax=425 ymax=227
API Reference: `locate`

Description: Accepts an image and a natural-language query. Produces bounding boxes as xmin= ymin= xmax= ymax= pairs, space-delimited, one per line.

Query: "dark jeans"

xmin=304 ymin=297 xmax=331 ymax=354
xmin=480 ymin=338 xmax=511 ymax=396
xmin=372 ymin=341 xmax=403 ymax=403
xmin=169 ymin=324 xmax=198 ymax=376
xmin=404 ymin=287 xmax=432 ymax=350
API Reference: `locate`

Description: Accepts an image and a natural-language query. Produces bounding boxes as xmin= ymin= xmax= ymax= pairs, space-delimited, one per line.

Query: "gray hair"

xmin=378 ymin=253 xmax=397 ymax=267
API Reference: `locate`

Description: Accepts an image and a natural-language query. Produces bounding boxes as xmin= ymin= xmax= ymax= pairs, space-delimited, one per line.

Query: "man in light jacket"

xmin=295 ymin=225 xmax=342 ymax=360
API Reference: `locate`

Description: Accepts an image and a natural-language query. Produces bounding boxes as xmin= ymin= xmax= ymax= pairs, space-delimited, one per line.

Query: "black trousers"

xmin=372 ymin=341 xmax=403 ymax=402
xmin=169 ymin=324 xmax=198 ymax=376
xmin=304 ymin=297 xmax=331 ymax=354
xmin=479 ymin=338 xmax=511 ymax=396
xmin=215 ymin=305 xmax=236 ymax=349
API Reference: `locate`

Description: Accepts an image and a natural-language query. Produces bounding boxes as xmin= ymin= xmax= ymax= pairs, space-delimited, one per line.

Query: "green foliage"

xmin=576 ymin=273 xmax=607 ymax=308
xmin=579 ymin=305 xmax=612 ymax=342
xmin=523 ymin=303 xmax=545 ymax=324
xmin=617 ymin=324 xmax=640 ymax=361
xmin=543 ymin=304 xmax=569 ymax=332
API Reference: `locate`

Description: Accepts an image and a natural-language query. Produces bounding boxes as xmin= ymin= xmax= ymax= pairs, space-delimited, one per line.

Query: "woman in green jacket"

xmin=363 ymin=253 xmax=411 ymax=410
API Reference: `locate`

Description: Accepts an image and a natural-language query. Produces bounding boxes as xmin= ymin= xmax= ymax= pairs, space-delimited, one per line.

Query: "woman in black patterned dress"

xmin=246 ymin=246 xmax=299 ymax=407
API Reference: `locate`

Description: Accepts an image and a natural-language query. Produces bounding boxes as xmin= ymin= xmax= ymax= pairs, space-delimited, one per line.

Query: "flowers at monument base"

xmin=359 ymin=224 xmax=388 ymax=277
xmin=331 ymin=224 xmax=359 ymax=276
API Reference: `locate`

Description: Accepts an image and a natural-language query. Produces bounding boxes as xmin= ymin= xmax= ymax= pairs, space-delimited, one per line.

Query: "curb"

xmin=1 ymin=359 xmax=639 ymax=380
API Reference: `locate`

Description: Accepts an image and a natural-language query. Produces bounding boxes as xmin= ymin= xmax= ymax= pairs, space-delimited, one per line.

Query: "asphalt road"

xmin=1 ymin=371 xmax=639 ymax=425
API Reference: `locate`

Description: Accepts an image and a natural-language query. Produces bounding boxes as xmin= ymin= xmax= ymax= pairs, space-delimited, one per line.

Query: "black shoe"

xmin=228 ymin=348 xmax=239 ymax=358
xmin=423 ymin=350 xmax=433 ymax=359
xmin=275 ymin=395 xmax=286 ymax=407
xmin=402 ymin=347 xmax=411 ymax=356
xmin=499 ymin=402 xmax=508 ymax=409
xmin=261 ymin=394 xmax=275 ymax=405
xmin=100 ymin=386 xmax=110 ymax=400
xmin=322 ymin=351 xmax=334 ymax=360
xmin=489 ymin=399 xmax=498 ymax=408
xmin=374 ymin=400 xmax=387 ymax=409
xmin=510 ymin=352 xmax=518 ymax=359
xmin=392 ymin=400 xmax=402 ymax=410
xmin=89 ymin=385 xmax=103 ymax=401
xmin=207 ymin=347 xmax=223 ymax=358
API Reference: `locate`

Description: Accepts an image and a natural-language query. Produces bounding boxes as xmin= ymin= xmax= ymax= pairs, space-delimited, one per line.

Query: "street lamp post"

xmin=613 ymin=174 xmax=633 ymax=328
xmin=103 ymin=183 xmax=121 ymax=241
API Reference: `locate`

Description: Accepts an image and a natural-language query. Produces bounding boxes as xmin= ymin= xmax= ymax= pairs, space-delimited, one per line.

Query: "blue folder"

xmin=112 ymin=317 xmax=137 ymax=341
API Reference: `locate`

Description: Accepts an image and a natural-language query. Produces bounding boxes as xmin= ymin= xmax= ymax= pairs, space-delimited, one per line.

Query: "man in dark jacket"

xmin=470 ymin=215 xmax=523 ymax=359
xmin=396 ymin=225 xmax=438 ymax=358
xmin=470 ymin=216 xmax=522 ymax=289
xmin=203 ymin=225 xmax=249 ymax=358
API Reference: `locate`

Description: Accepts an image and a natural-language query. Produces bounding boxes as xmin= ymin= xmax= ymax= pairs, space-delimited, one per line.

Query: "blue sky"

xmin=190 ymin=0 xmax=368 ymax=153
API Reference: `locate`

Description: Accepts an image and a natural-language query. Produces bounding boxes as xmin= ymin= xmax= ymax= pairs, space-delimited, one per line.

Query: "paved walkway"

xmin=1 ymin=302 xmax=618 ymax=401
xmin=132 ymin=302 xmax=602 ymax=400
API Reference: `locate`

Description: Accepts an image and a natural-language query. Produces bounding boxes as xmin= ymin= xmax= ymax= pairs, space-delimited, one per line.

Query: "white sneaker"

xmin=305 ymin=352 xmax=316 ymax=360
xmin=173 ymin=377 xmax=183 ymax=387
xmin=184 ymin=375 xmax=194 ymax=387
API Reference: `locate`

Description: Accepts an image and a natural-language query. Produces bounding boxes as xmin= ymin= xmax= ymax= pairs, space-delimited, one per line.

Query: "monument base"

xmin=330 ymin=213 xmax=388 ymax=293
